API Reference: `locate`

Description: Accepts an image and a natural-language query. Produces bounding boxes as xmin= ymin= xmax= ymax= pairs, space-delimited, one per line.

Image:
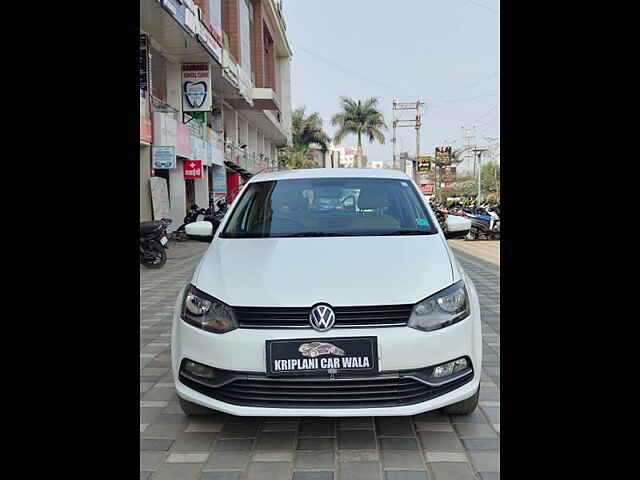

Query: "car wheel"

xmin=442 ymin=387 xmax=479 ymax=415
xmin=179 ymin=397 xmax=217 ymax=416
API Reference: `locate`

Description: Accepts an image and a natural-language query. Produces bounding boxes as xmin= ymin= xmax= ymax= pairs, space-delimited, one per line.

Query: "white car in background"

xmin=173 ymin=168 xmax=481 ymax=417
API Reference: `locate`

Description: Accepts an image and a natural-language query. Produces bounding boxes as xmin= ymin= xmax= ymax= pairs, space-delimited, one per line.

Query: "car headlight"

xmin=408 ymin=280 xmax=470 ymax=332
xmin=181 ymin=285 xmax=237 ymax=334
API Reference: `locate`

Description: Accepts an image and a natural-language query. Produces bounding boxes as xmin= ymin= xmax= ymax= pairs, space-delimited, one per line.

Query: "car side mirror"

xmin=185 ymin=220 xmax=216 ymax=241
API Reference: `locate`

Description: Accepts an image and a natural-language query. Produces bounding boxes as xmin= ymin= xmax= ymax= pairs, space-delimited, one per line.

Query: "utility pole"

xmin=462 ymin=126 xmax=476 ymax=175
xmin=393 ymin=100 xmax=425 ymax=183
xmin=392 ymin=99 xmax=397 ymax=170
xmin=472 ymin=147 xmax=488 ymax=201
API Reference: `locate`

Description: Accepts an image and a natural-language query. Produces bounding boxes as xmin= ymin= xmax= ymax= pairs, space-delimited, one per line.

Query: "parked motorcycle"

xmin=465 ymin=204 xmax=500 ymax=241
xmin=171 ymin=204 xmax=208 ymax=242
xmin=140 ymin=218 xmax=171 ymax=269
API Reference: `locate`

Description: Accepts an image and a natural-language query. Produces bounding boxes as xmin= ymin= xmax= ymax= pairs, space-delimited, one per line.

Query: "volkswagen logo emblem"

xmin=309 ymin=304 xmax=336 ymax=331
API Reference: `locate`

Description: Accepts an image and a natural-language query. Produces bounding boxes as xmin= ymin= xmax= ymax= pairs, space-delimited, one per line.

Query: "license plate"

xmin=266 ymin=337 xmax=378 ymax=377
xmin=160 ymin=236 xmax=168 ymax=246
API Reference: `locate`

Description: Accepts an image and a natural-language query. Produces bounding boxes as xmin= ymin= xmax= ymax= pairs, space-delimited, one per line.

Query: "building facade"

xmin=140 ymin=0 xmax=292 ymax=228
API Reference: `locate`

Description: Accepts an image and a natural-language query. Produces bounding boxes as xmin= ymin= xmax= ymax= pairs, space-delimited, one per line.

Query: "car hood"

xmin=193 ymin=235 xmax=454 ymax=307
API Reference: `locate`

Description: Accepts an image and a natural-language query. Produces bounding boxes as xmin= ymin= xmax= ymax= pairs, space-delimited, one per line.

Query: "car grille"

xmin=179 ymin=370 xmax=472 ymax=409
xmin=234 ymin=304 xmax=413 ymax=329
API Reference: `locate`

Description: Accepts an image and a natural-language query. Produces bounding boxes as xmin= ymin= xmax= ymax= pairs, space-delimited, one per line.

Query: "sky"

xmin=284 ymin=0 xmax=500 ymax=167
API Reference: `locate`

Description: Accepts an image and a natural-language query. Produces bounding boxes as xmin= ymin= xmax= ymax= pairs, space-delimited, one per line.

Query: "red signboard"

xmin=183 ymin=160 xmax=203 ymax=179
xmin=420 ymin=184 xmax=434 ymax=194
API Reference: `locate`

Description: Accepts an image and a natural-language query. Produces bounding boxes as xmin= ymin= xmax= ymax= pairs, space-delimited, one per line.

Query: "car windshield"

xmin=219 ymin=177 xmax=438 ymax=238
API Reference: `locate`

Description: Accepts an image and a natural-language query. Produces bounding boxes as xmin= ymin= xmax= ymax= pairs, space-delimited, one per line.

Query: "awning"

xmin=224 ymin=161 xmax=253 ymax=178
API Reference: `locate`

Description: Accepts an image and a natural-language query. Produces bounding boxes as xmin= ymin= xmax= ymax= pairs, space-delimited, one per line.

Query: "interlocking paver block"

xmin=383 ymin=471 xmax=429 ymax=480
xmin=295 ymin=451 xmax=335 ymax=469
xmin=429 ymin=462 xmax=477 ymax=480
xmin=418 ymin=432 xmax=464 ymax=452
xmin=461 ymin=438 xmax=499 ymax=451
xmin=453 ymin=424 xmax=497 ymax=439
xmin=468 ymin=452 xmax=500 ymax=473
xmin=376 ymin=417 xmax=414 ymax=436
xmin=299 ymin=418 xmax=336 ymax=437
xmin=255 ymin=431 xmax=296 ymax=450
xmin=203 ymin=451 xmax=251 ymax=470
xmin=379 ymin=437 xmax=420 ymax=450
xmin=338 ymin=430 xmax=377 ymax=449
xmin=220 ymin=422 xmax=258 ymax=438
xmin=381 ymin=450 xmax=424 ymax=469
xmin=200 ymin=472 xmax=242 ymax=480
xmin=297 ymin=437 xmax=335 ymax=450
xmin=292 ymin=472 xmax=334 ymax=480
xmin=245 ymin=462 xmax=292 ymax=480
xmin=214 ymin=439 xmax=254 ymax=451
xmin=338 ymin=461 xmax=382 ymax=480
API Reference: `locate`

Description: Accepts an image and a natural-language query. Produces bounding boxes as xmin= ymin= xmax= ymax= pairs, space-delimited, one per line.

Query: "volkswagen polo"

xmin=172 ymin=168 xmax=482 ymax=417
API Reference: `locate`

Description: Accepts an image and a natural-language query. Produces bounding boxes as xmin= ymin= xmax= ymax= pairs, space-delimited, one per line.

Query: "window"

xmin=208 ymin=0 xmax=222 ymax=34
xmin=220 ymin=178 xmax=438 ymax=238
xmin=239 ymin=0 xmax=252 ymax=80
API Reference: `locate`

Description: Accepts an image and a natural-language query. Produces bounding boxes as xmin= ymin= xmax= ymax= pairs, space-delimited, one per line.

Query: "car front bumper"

xmin=171 ymin=287 xmax=482 ymax=417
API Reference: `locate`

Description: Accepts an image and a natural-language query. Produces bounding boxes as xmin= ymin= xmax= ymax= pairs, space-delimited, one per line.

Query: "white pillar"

xmin=168 ymin=160 xmax=187 ymax=232
xmin=195 ymin=166 xmax=209 ymax=208
xmin=166 ymin=61 xmax=185 ymax=231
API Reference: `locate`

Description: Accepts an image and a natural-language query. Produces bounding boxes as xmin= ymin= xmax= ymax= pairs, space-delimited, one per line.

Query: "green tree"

xmin=280 ymin=106 xmax=329 ymax=170
xmin=331 ymin=97 xmax=387 ymax=168
xmin=481 ymin=161 xmax=500 ymax=202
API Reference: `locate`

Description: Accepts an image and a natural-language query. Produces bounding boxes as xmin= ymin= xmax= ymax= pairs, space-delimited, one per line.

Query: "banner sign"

xmin=153 ymin=112 xmax=177 ymax=147
xmin=418 ymin=155 xmax=432 ymax=172
xmin=420 ymin=184 xmax=434 ymax=194
xmin=176 ymin=122 xmax=191 ymax=157
xmin=152 ymin=146 xmax=176 ymax=169
xmin=139 ymin=34 xmax=151 ymax=93
xmin=184 ymin=160 xmax=203 ymax=179
xmin=213 ymin=166 xmax=227 ymax=195
xmin=181 ymin=63 xmax=212 ymax=112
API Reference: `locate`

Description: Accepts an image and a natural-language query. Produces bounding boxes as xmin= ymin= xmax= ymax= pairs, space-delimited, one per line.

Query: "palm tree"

xmin=291 ymin=106 xmax=331 ymax=166
xmin=331 ymin=97 xmax=387 ymax=168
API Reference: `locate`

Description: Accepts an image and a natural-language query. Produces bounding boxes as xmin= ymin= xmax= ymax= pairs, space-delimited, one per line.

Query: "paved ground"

xmin=448 ymin=240 xmax=500 ymax=266
xmin=140 ymin=240 xmax=500 ymax=480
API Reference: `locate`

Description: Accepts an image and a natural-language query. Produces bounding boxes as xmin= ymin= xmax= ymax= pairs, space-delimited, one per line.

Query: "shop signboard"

xmin=206 ymin=142 xmax=214 ymax=166
xmin=152 ymin=146 xmax=176 ymax=169
xmin=420 ymin=184 xmax=434 ymax=194
xmin=176 ymin=122 xmax=191 ymax=158
xmin=183 ymin=4 xmax=197 ymax=35
xmin=196 ymin=21 xmax=222 ymax=66
xmin=181 ymin=63 xmax=213 ymax=112
xmin=140 ymin=34 xmax=151 ymax=93
xmin=213 ymin=166 xmax=227 ymax=195
xmin=184 ymin=160 xmax=203 ymax=179
xmin=153 ymin=112 xmax=177 ymax=147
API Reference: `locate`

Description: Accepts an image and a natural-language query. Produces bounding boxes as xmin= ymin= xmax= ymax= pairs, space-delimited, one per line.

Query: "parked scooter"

xmin=171 ymin=204 xmax=208 ymax=242
xmin=140 ymin=218 xmax=172 ymax=269
xmin=465 ymin=204 xmax=500 ymax=241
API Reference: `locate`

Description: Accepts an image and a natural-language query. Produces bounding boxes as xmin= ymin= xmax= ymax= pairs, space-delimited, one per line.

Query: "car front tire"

xmin=179 ymin=396 xmax=217 ymax=416
xmin=442 ymin=387 xmax=480 ymax=415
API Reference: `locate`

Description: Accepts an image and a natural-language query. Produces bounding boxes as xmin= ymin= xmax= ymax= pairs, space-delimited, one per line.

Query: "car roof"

xmin=248 ymin=168 xmax=411 ymax=183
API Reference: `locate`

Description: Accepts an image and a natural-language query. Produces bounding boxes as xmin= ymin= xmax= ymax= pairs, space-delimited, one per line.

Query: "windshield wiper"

xmin=379 ymin=230 xmax=435 ymax=236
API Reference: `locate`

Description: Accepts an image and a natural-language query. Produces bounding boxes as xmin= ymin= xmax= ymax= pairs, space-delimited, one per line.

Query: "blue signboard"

xmin=153 ymin=146 xmax=177 ymax=170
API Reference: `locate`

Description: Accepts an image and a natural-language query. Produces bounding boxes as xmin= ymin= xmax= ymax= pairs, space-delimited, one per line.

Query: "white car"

xmin=173 ymin=168 xmax=481 ymax=417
